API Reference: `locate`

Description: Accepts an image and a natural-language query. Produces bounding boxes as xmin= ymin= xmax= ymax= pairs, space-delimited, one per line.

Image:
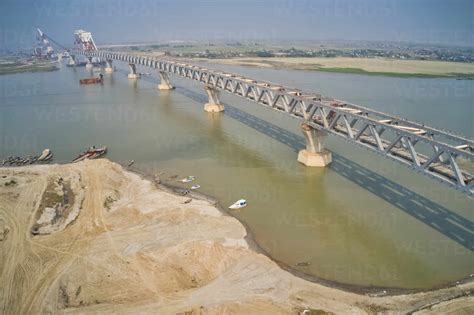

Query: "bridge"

xmin=75 ymin=50 xmax=474 ymax=195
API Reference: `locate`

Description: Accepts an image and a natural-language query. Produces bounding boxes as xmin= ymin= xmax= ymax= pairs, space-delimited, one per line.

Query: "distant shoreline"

xmin=191 ymin=57 xmax=474 ymax=79
xmin=0 ymin=61 xmax=59 ymax=75
xmin=311 ymin=67 xmax=473 ymax=79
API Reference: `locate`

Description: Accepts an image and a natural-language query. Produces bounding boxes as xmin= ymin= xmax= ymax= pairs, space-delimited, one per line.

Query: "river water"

xmin=0 ymin=60 xmax=472 ymax=290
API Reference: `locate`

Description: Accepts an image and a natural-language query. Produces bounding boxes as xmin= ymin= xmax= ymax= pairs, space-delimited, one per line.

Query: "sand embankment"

xmin=195 ymin=57 xmax=474 ymax=78
xmin=0 ymin=159 xmax=472 ymax=314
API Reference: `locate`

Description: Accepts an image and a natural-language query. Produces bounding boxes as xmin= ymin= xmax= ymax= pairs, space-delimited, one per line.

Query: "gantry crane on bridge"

xmin=75 ymin=49 xmax=474 ymax=195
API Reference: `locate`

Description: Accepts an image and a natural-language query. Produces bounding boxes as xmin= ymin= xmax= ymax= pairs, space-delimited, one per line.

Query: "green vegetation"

xmin=209 ymin=58 xmax=474 ymax=78
xmin=0 ymin=62 xmax=58 ymax=75
xmin=313 ymin=67 xmax=450 ymax=78
xmin=313 ymin=67 xmax=474 ymax=78
xmin=45 ymin=192 xmax=64 ymax=206
xmin=220 ymin=59 xmax=443 ymax=78
xmin=103 ymin=195 xmax=116 ymax=210
xmin=355 ymin=302 xmax=389 ymax=314
xmin=38 ymin=179 xmax=65 ymax=209
xmin=303 ymin=309 xmax=334 ymax=315
xmin=127 ymin=40 xmax=474 ymax=62
xmin=4 ymin=179 xmax=17 ymax=187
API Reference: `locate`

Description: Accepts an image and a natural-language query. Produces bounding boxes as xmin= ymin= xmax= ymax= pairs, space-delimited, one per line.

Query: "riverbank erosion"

xmin=0 ymin=159 xmax=472 ymax=314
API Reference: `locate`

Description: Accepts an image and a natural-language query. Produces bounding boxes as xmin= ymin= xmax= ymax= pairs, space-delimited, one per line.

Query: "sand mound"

xmin=0 ymin=159 xmax=472 ymax=314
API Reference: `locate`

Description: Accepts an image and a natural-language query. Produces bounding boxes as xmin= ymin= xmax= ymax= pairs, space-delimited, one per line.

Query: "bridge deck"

xmin=79 ymin=50 xmax=474 ymax=195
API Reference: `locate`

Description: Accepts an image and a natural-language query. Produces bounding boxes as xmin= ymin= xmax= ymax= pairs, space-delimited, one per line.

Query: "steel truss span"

xmin=79 ymin=50 xmax=474 ymax=195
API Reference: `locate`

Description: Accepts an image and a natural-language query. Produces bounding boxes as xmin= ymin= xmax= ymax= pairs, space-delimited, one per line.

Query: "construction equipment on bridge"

xmin=74 ymin=30 xmax=97 ymax=51
xmin=34 ymin=28 xmax=71 ymax=60
xmin=77 ymin=50 xmax=474 ymax=195
xmin=34 ymin=28 xmax=55 ymax=59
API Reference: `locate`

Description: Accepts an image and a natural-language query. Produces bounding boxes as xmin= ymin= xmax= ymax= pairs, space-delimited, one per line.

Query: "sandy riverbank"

xmin=193 ymin=57 xmax=474 ymax=78
xmin=0 ymin=159 xmax=472 ymax=314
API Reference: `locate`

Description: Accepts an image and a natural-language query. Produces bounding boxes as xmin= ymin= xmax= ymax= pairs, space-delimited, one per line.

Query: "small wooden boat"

xmin=180 ymin=176 xmax=195 ymax=183
xmin=88 ymin=146 xmax=107 ymax=159
xmin=190 ymin=185 xmax=200 ymax=190
xmin=42 ymin=153 xmax=54 ymax=162
xmin=72 ymin=151 xmax=93 ymax=163
xmin=37 ymin=149 xmax=51 ymax=161
xmin=72 ymin=146 xmax=107 ymax=163
xmin=79 ymin=77 xmax=103 ymax=84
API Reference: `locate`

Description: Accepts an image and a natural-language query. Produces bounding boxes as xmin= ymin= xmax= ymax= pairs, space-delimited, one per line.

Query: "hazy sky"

xmin=0 ymin=0 xmax=472 ymax=50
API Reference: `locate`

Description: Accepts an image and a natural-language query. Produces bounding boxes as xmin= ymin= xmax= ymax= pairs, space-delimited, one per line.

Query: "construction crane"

xmin=34 ymin=28 xmax=70 ymax=59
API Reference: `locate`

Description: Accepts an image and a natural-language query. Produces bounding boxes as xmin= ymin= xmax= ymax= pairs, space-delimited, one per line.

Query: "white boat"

xmin=229 ymin=199 xmax=247 ymax=209
xmin=190 ymin=185 xmax=200 ymax=190
xmin=37 ymin=148 xmax=51 ymax=161
xmin=180 ymin=176 xmax=195 ymax=183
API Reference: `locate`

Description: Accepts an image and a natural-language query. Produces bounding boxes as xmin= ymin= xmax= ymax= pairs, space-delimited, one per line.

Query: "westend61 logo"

xmin=275 ymin=0 xmax=398 ymax=17
xmin=0 ymin=81 xmax=40 ymax=98
xmin=393 ymin=29 xmax=474 ymax=47
xmin=32 ymin=104 xmax=162 ymax=123
xmin=0 ymin=28 xmax=32 ymax=48
xmin=393 ymin=80 xmax=473 ymax=99
xmin=0 ymin=134 xmax=39 ymax=153
xmin=33 ymin=0 xmax=163 ymax=18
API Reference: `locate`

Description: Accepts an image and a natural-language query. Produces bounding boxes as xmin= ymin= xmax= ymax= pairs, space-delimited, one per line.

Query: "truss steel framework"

xmin=79 ymin=50 xmax=474 ymax=195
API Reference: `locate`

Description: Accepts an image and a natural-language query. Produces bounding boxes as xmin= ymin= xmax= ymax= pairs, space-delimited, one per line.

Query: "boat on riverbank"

xmin=72 ymin=146 xmax=107 ymax=163
xmin=1 ymin=148 xmax=53 ymax=167
xmin=37 ymin=148 xmax=51 ymax=161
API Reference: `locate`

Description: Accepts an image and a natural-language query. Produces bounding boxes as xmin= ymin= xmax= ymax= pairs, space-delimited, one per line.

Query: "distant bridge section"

xmin=77 ymin=50 xmax=474 ymax=195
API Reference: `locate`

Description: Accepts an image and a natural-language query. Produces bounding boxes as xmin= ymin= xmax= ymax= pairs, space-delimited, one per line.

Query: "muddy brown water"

xmin=0 ymin=60 xmax=472 ymax=289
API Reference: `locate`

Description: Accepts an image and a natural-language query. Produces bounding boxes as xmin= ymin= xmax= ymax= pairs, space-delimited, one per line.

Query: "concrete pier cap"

xmin=204 ymin=85 xmax=224 ymax=113
xmin=297 ymin=123 xmax=332 ymax=167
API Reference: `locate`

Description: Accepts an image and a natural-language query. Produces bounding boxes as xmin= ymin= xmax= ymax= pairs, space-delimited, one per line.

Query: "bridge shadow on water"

xmin=176 ymin=86 xmax=473 ymax=251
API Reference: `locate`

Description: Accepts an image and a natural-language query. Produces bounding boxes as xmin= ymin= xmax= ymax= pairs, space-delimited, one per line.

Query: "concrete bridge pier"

xmin=85 ymin=56 xmax=94 ymax=69
xmin=204 ymin=85 xmax=224 ymax=113
xmin=104 ymin=59 xmax=114 ymax=73
xmin=127 ymin=63 xmax=140 ymax=79
xmin=67 ymin=55 xmax=76 ymax=66
xmin=297 ymin=123 xmax=332 ymax=167
xmin=157 ymin=71 xmax=174 ymax=90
